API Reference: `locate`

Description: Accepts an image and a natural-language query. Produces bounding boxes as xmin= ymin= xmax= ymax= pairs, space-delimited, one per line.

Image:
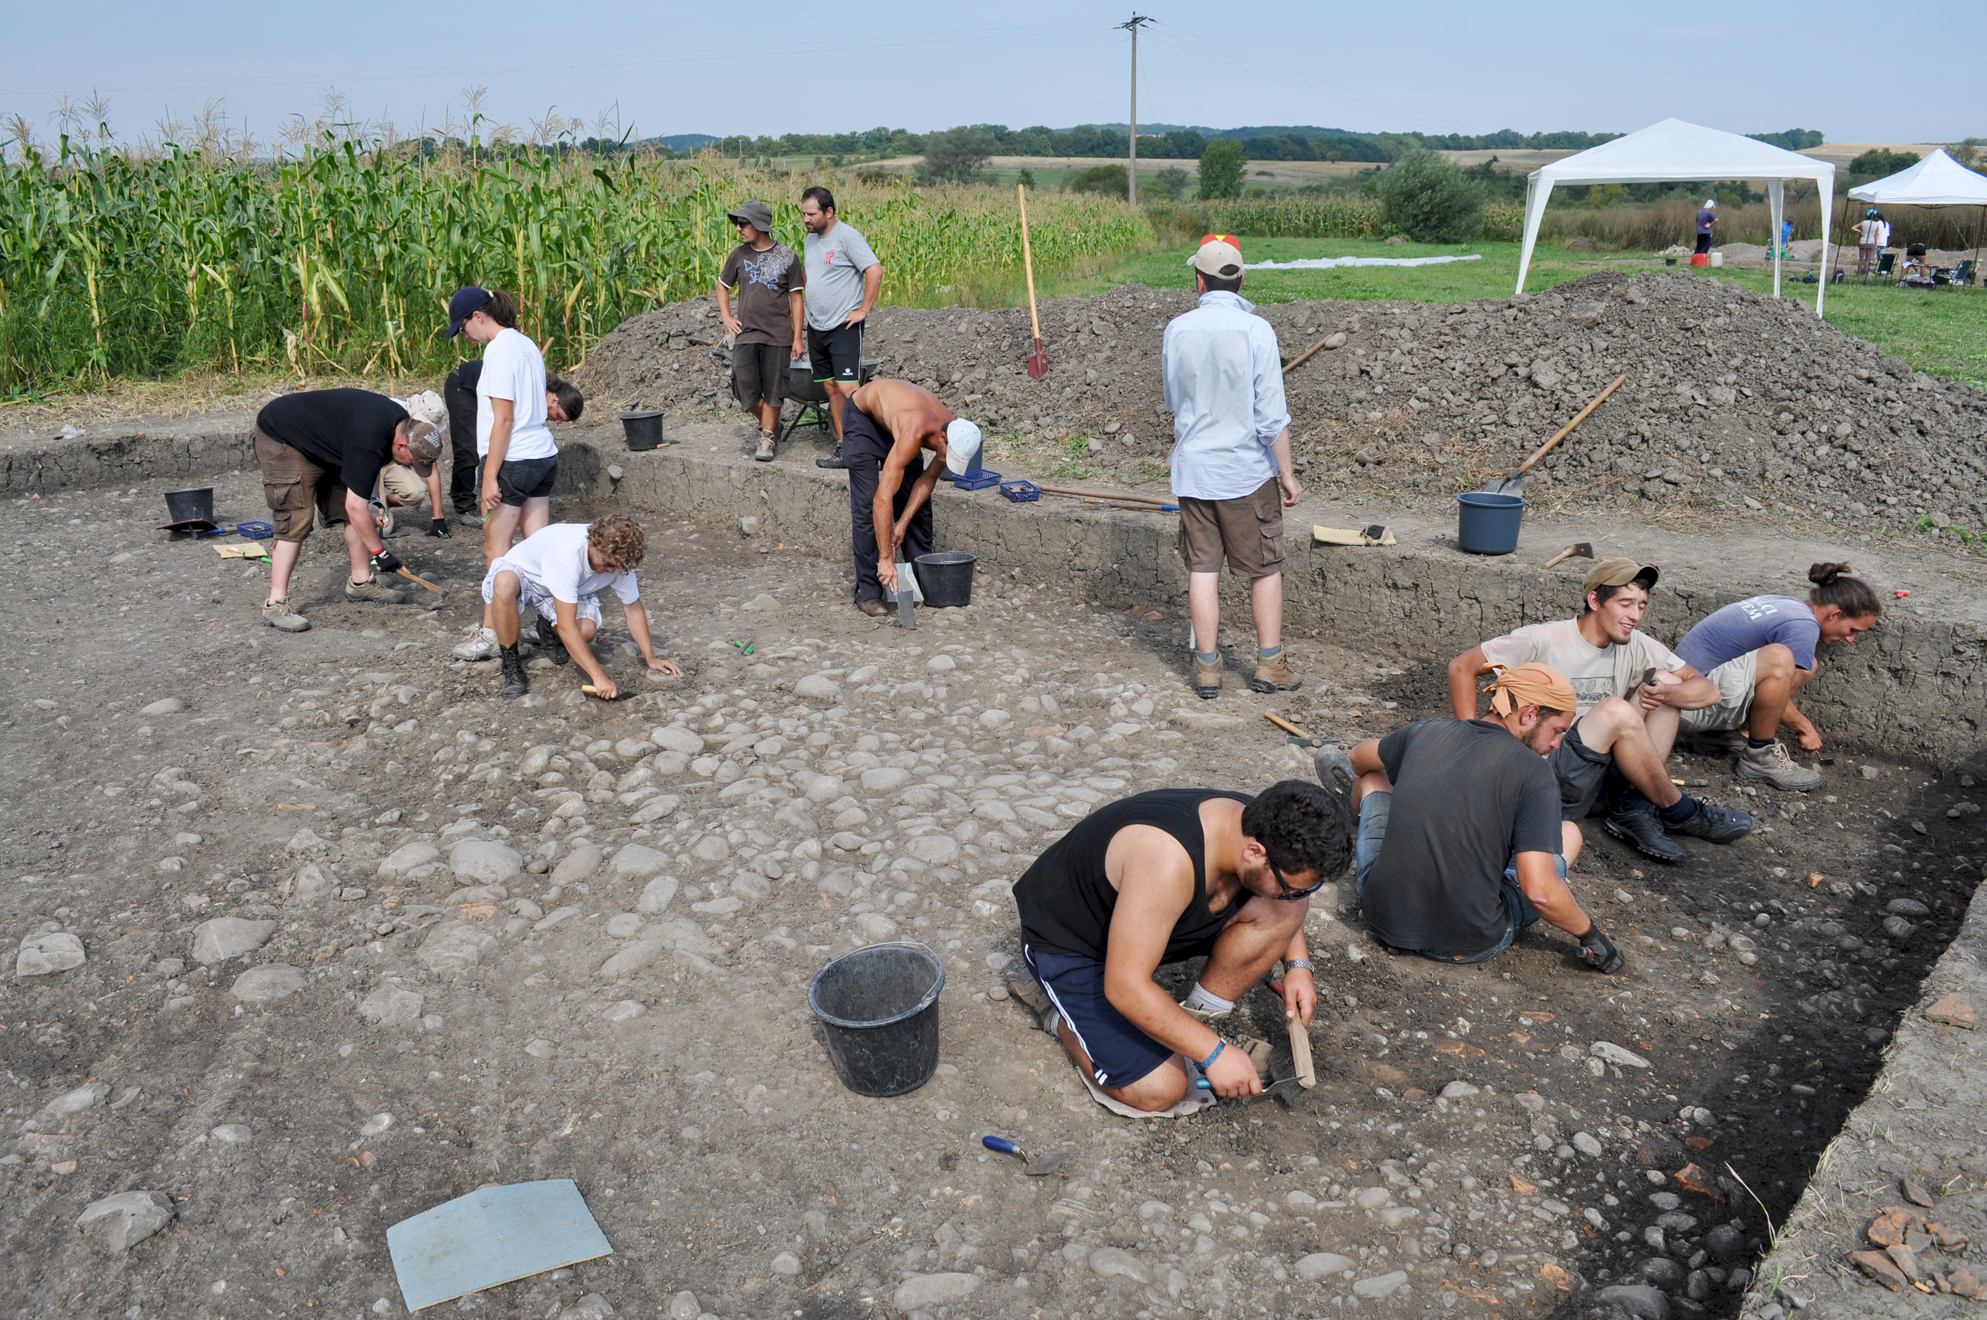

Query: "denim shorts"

xmin=1354 ymin=790 xmax=1555 ymax=964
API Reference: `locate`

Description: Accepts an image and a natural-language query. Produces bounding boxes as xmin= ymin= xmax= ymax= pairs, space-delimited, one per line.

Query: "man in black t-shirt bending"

xmin=1007 ymin=780 xmax=1353 ymax=1114
xmin=1348 ymin=662 xmax=1624 ymax=973
xmin=252 ymin=388 xmax=439 ymax=633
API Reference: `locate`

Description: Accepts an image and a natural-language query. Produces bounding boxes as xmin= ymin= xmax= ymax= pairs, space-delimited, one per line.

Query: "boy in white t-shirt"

xmin=1447 ymin=559 xmax=1753 ymax=865
xmin=483 ymin=515 xmax=682 ymax=700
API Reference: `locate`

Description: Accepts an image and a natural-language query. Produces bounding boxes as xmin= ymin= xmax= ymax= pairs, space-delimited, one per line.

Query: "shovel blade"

xmin=1026 ymin=340 xmax=1049 ymax=379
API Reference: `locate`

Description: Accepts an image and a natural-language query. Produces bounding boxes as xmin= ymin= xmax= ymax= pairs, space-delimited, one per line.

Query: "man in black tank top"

xmin=1010 ymin=777 xmax=1354 ymax=1113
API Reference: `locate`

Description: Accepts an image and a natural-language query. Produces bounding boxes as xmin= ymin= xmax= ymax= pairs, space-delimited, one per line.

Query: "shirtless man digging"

xmin=837 ymin=378 xmax=981 ymax=616
xmin=1007 ymin=778 xmax=1354 ymax=1113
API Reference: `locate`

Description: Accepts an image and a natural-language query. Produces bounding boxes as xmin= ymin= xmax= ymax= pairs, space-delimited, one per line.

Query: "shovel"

xmin=1018 ymin=185 xmax=1048 ymax=379
xmin=1482 ymin=373 xmax=1627 ymax=496
xmin=982 ymin=1135 xmax=1068 ymax=1176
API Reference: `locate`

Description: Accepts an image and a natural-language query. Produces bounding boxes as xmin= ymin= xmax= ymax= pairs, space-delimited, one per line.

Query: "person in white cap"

xmin=836 ymin=378 xmax=982 ymax=615
xmin=1162 ymin=234 xmax=1303 ymax=699
xmin=1694 ymin=199 xmax=1718 ymax=260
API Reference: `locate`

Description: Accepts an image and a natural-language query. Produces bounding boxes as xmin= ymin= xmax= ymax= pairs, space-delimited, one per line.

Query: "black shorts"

xmin=477 ymin=454 xmax=559 ymax=506
xmin=1552 ymin=718 xmax=1615 ymax=820
xmin=1694 ymin=233 xmax=1713 ymax=255
xmin=732 ymin=343 xmax=791 ymax=410
xmin=806 ymin=323 xmax=863 ymax=383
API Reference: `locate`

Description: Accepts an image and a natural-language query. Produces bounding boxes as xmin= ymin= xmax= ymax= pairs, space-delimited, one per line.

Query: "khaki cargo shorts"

xmin=1679 ymin=650 xmax=1759 ymax=735
xmin=254 ymin=428 xmax=347 ymax=543
xmin=1177 ymin=476 xmax=1286 ymax=579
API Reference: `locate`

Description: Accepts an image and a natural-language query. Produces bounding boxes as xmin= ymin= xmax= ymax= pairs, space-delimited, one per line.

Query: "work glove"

xmin=1576 ymin=923 xmax=1624 ymax=975
xmin=426 ymin=518 xmax=450 ymax=539
xmin=369 ymin=549 xmax=405 ymax=576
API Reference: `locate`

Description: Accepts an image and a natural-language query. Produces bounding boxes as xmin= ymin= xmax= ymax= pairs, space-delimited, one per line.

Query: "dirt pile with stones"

xmin=573 ymin=271 xmax=1987 ymax=528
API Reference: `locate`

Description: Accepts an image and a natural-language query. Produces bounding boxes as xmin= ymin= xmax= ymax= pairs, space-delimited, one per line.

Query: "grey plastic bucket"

xmin=620 ymin=410 xmax=665 ymax=451
xmin=913 ymin=551 xmax=977 ymax=608
xmin=1456 ymin=491 xmax=1526 ymax=555
xmin=164 ymin=486 xmax=215 ymax=523
xmin=807 ymin=943 xmax=945 ymax=1097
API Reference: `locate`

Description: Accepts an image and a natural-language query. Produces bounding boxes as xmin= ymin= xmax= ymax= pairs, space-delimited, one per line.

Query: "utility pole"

xmin=1119 ymin=14 xmax=1152 ymax=207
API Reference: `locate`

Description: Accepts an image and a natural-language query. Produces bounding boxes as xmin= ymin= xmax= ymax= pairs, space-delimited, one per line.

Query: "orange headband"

xmin=1481 ymin=662 xmax=1578 ymax=717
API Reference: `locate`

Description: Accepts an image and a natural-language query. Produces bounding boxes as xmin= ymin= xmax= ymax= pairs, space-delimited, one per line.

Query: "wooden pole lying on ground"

xmin=1281 ymin=332 xmax=1339 ymax=376
xmin=1034 ymin=483 xmax=1170 ymax=506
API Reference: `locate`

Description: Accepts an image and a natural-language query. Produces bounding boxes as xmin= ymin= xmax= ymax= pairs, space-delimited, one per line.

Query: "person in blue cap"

xmin=1853 ymin=209 xmax=1890 ymax=277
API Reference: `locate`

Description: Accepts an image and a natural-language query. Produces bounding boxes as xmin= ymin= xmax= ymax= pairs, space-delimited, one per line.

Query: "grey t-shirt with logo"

xmin=803 ymin=221 xmax=880 ymax=331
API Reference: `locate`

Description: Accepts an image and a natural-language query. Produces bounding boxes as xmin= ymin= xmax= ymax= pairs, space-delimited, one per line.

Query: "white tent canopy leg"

xmin=1769 ymin=180 xmax=1784 ymax=300
xmin=1816 ymin=173 xmax=1833 ymax=315
xmin=1515 ymin=175 xmax=1554 ymax=296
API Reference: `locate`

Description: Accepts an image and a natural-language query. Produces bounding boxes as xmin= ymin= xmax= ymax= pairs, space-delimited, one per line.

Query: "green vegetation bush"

xmin=1197 ymin=139 xmax=1246 ymax=200
xmin=1749 ymin=128 xmax=1825 ymax=150
xmin=918 ymin=128 xmax=993 ymax=185
xmin=1376 ymin=150 xmax=1484 ymax=243
xmin=1849 ymin=148 xmax=1921 ymax=177
xmin=1154 ymin=167 xmax=1190 ymax=202
xmin=1068 ymin=164 xmax=1129 ymax=196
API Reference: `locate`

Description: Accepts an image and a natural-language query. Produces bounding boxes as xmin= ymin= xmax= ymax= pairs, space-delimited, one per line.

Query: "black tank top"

xmin=1012 ymin=789 xmax=1254 ymax=963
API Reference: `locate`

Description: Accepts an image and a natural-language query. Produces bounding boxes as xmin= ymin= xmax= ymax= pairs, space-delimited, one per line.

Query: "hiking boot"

xmin=857 ymin=597 xmax=888 ymax=617
xmin=816 ymin=445 xmax=849 ymax=470
xmin=535 ymin=622 xmax=570 ymax=666
xmin=1248 ymin=652 xmax=1303 ymax=693
xmin=452 ymin=626 xmax=499 ymax=661
xmin=1738 ymin=740 xmax=1824 ymax=792
xmin=1667 ymin=798 xmax=1754 ymax=844
xmin=1313 ymin=743 xmax=1356 ymax=819
xmin=499 ymin=645 xmax=529 ymax=699
xmin=345 ymin=573 xmax=407 ymax=604
xmin=754 ymin=432 xmax=776 ymax=462
xmin=1006 ymin=979 xmax=1056 ymax=1034
xmin=261 ymin=598 xmax=310 ymax=633
xmin=1193 ymin=653 xmax=1223 ymax=700
xmin=1603 ymin=808 xmax=1688 ymax=862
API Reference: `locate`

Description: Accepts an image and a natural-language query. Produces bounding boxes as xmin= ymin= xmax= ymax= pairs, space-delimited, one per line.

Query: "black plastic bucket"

xmin=808 ymin=942 xmax=945 ymax=1097
xmin=620 ymin=410 xmax=665 ymax=451
xmin=164 ymin=486 xmax=215 ymax=523
xmin=914 ymin=551 xmax=977 ymax=608
xmin=1456 ymin=491 xmax=1526 ymax=555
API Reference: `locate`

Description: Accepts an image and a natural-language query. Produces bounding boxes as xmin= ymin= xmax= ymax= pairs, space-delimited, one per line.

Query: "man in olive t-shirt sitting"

xmin=1345 ymin=663 xmax=1624 ymax=973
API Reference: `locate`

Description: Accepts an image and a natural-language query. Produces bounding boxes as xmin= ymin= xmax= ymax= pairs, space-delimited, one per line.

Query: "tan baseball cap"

xmin=403 ymin=419 xmax=441 ymax=477
xmin=1187 ymin=236 xmax=1244 ymax=279
xmin=1583 ymin=557 xmax=1659 ymax=594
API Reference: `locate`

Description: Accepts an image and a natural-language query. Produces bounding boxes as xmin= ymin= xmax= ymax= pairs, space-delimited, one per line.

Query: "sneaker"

xmin=453 ymin=508 xmax=485 ymax=529
xmin=1006 ymin=978 xmax=1056 ymax=1033
xmin=816 ymin=445 xmax=849 ymax=470
xmin=1667 ymin=798 xmax=1755 ymax=844
xmin=261 ymin=598 xmax=310 ymax=633
xmin=754 ymin=432 xmax=776 ymax=462
xmin=499 ymin=645 xmax=529 ymax=699
xmin=1193 ymin=653 xmax=1223 ymax=700
xmin=345 ymin=574 xmax=407 ymax=604
xmin=452 ymin=626 xmax=499 ymax=661
xmin=857 ymin=597 xmax=888 ymax=617
xmin=1248 ymin=652 xmax=1303 ymax=693
xmin=1313 ymin=743 xmax=1356 ymax=819
xmin=1738 ymin=740 xmax=1824 ymax=792
xmin=1603 ymin=808 xmax=1688 ymax=862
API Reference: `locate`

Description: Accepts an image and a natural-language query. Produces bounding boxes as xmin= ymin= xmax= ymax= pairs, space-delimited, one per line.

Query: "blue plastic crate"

xmin=953 ymin=469 xmax=1002 ymax=492
xmin=233 ymin=520 xmax=275 ymax=540
xmin=999 ymin=480 xmax=1041 ymax=503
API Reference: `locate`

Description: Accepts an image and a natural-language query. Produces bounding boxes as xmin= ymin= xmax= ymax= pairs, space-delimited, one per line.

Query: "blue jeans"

xmin=1354 ymin=791 xmax=1557 ymax=964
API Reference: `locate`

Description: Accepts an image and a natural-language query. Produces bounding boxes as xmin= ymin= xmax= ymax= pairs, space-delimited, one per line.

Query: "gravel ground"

xmin=3 ymin=462 xmax=1983 ymax=1320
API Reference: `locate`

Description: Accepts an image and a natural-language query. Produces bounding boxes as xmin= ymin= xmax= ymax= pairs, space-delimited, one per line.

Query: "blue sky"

xmin=0 ymin=1 xmax=1966 ymax=149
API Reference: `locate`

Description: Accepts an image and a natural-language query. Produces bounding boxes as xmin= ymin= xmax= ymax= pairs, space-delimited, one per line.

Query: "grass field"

xmin=1033 ymin=237 xmax=1987 ymax=389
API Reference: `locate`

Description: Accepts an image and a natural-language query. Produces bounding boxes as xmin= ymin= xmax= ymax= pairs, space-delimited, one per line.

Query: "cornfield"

xmin=0 ymin=141 xmax=1153 ymax=392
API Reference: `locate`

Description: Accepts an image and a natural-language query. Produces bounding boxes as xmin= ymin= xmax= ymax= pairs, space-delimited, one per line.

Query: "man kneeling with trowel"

xmin=1007 ymin=778 xmax=1353 ymax=1114
xmin=838 ymin=378 xmax=981 ymax=616
xmin=481 ymin=514 xmax=682 ymax=700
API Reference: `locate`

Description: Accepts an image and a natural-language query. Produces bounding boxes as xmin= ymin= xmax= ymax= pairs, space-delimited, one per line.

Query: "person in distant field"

xmin=1447 ymin=559 xmax=1754 ymax=865
xmin=838 ymin=377 xmax=981 ymax=616
xmin=718 ymin=199 xmax=806 ymax=463
xmin=1344 ymin=662 xmax=1624 ymax=974
xmin=1853 ymin=208 xmax=1891 ymax=276
xmin=481 ymin=515 xmax=682 ymax=700
xmin=251 ymin=388 xmax=441 ymax=632
xmin=1695 ymin=199 xmax=1718 ymax=257
xmin=1164 ymin=234 xmax=1304 ymax=701
xmin=1674 ymin=563 xmax=1884 ymax=791
xmin=1007 ymin=777 xmax=1354 ymax=1114
xmin=799 ymin=186 xmax=882 ymax=469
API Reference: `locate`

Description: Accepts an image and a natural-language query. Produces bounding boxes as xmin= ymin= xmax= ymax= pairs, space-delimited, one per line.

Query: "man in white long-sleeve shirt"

xmin=1163 ymin=235 xmax=1304 ymax=700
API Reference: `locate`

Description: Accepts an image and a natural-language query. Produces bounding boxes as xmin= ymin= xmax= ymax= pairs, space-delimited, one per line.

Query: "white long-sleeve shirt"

xmin=1161 ymin=291 xmax=1290 ymax=501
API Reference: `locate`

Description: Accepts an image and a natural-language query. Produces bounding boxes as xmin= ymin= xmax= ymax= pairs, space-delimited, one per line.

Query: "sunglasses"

xmin=1265 ymin=856 xmax=1325 ymax=901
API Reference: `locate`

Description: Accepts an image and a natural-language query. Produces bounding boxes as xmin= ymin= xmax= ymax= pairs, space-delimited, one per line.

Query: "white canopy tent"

xmin=1846 ymin=149 xmax=1987 ymax=279
xmin=1514 ymin=118 xmax=1837 ymax=314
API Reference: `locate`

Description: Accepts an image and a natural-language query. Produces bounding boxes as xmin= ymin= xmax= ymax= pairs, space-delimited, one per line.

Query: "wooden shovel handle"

xmin=1262 ymin=711 xmax=1311 ymax=739
xmin=1282 ymin=332 xmax=1338 ymax=376
xmin=1018 ymin=185 xmax=1042 ymax=343
xmin=1511 ymin=374 xmax=1628 ymax=478
xmin=395 ymin=566 xmax=444 ymax=594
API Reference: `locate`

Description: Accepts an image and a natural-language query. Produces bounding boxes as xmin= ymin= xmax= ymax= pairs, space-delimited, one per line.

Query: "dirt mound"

xmin=572 ymin=272 xmax=1987 ymax=526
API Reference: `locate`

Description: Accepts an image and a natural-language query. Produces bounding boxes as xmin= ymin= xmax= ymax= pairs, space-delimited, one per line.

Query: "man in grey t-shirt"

xmin=800 ymin=186 xmax=883 ymax=468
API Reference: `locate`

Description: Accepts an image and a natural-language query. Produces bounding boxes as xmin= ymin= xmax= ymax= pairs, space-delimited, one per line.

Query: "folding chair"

xmin=1875 ymin=252 xmax=1895 ymax=279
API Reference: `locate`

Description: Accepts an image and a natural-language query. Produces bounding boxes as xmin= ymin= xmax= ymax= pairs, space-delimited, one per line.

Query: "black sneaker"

xmin=1313 ymin=743 xmax=1356 ymax=820
xmin=815 ymin=445 xmax=849 ymax=470
xmin=1603 ymin=808 xmax=1687 ymax=862
xmin=1667 ymin=798 xmax=1754 ymax=844
xmin=499 ymin=645 xmax=529 ymax=699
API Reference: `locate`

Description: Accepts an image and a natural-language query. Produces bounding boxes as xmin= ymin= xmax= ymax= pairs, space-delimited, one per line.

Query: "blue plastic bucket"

xmin=1456 ymin=491 xmax=1526 ymax=555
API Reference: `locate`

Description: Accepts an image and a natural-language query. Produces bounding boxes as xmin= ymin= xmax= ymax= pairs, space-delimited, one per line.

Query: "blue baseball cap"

xmin=447 ymin=286 xmax=491 ymax=338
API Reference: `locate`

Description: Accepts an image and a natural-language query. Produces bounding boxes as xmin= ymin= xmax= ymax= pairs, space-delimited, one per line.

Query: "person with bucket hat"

xmin=717 ymin=199 xmax=805 ymax=462
xmin=250 ymin=388 xmax=440 ymax=632
xmin=837 ymin=377 xmax=981 ymax=616
xmin=1448 ymin=559 xmax=1754 ymax=864
xmin=1340 ymin=662 xmax=1623 ymax=974
xmin=1164 ymin=234 xmax=1304 ymax=700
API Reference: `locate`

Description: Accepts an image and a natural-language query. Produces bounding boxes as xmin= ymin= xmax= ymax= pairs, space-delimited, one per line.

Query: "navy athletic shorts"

xmin=1022 ymin=942 xmax=1215 ymax=1089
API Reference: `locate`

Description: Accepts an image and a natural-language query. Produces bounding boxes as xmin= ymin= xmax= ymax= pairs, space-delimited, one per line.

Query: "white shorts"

xmin=1679 ymin=650 xmax=1758 ymax=735
xmin=481 ymin=561 xmax=604 ymax=628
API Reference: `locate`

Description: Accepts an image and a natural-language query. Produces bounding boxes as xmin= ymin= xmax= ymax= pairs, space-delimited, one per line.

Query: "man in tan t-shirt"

xmin=1446 ymin=559 xmax=1753 ymax=864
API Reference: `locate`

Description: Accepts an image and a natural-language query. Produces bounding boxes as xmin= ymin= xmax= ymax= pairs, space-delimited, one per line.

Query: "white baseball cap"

xmin=945 ymin=418 xmax=983 ymax=476
xmin=1704 ymin=198 xmax=1717 ymax=207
